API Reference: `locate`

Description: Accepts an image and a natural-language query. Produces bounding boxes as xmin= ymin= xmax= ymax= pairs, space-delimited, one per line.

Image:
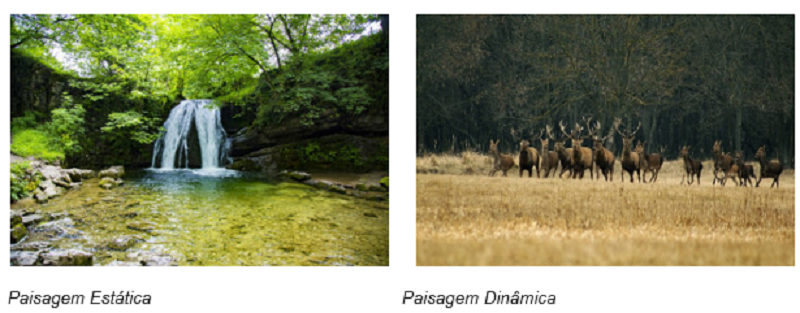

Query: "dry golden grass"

xmin=417 ymin=155 xmax=795 ymax=266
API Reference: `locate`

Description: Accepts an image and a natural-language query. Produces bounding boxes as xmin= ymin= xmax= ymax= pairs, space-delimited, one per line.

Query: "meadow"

xmin=416 ymin=153 xmax=795 ymax=266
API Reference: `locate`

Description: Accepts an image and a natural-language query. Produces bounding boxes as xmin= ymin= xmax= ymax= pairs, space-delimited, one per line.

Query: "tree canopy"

xmin=11 ymin=14 xmax=384 ymax=167
xmin=417 ymin=15 xmax=793 ymax=165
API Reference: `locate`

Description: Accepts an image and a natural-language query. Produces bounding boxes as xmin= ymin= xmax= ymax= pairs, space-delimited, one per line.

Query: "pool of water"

xmin=14 ymin=169 xmax=389 ymax=266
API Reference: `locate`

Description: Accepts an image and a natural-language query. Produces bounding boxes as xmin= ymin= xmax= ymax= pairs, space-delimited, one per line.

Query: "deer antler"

xmin=572 ymin=123 xmax=583 ymax=139
xmin=613 ymin=117 xmax=625 ymax=137
xmin=510 ymin=128 xmax=518 ymax=141
xmin=545 ymin=125 xmax=555 ymax=140
xmin=559 ymin=120 xmax=569 ymax=137
xmin=538 ymin=128 xmax=546 ymax=140
xmin=629 ymin=122 xmax=642 ymax=137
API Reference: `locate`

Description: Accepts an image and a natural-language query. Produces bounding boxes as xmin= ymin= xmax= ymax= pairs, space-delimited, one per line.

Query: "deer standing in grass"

xmin=733 ymin=151 xmax=755 ymax=187
xmin=518 ymin=139 xmax=540 ymax=178
xmin=712 ymin=140 xmax=734 ymax=186
xmin=562 ymin=119 xmax=593 ymax=179
xmin=636 ymin=141 xmax=664 ymax=183
xmin=586 ymin=120 xmax=615 ymax=181
xmin=539 ymin=126 xmax=559 ymax=178
xmin=614 ymin=118 xmax=641 ymax=183
xmin=554 ymin=131 xmax=573 ymax=178
xmin=488 ymin=139 xmax=515 ymax=177
xmin=755 ymin=146 xmax=783 ymax=188
xmin=680 ymin=146 xmax=703 ymax=185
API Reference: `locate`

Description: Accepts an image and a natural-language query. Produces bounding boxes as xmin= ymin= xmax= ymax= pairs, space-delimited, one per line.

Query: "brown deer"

xmin=614 ymin=118 xmax=641 ymax=183
xmin=586 ymin=120 xmax=615 ymax=181
xmin=561 ymin=119 xmax=593 ymax=179
xmin=539 ymin=126 xmax=560 ymax=178
xmin=518 ymin=138 xmax=540 ymax=178
xmin=755 ymin=146 xmax=783 ymax=188
xmin=635 ymin=140 xmax=665 ymax=183
xmin=554 ymin=134 xmax=573 ymax=178
xmin=712 ymin=140 xmax=734 ymax=186
xmin=635 ymin=141 xmax=664 ymax=183
xmin=488 ymin=139 xmax=515 ymax=177
xmin=733 ymin=151 xmax=755 ymax=187
xmin=680 ymin=146 xmax=703 ymax=185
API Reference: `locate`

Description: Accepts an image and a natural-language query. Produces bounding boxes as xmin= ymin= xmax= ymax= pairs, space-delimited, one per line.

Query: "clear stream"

xmin=14 ymin=169 xmax=389 ymax=266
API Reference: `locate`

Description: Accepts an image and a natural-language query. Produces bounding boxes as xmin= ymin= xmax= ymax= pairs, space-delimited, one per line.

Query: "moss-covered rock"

xmin=10 ymin=211 xmax=23 ymax=228
xmin=41 ymin=250 xmax=93 ymax=266
xmin=11 ymin=224 xmax=27 ymax=244
xmin=355 ymin=183 xmax=369 ymax=191
xmin=380 ymin=176 xmax=389 ymax=190
xmin=288 ymin=171 xmax=312 ymax=182
xmin=107 ymin=235 xmax=144 ymax=251
xmin=99 ymin=177 xmax=117 ymax=190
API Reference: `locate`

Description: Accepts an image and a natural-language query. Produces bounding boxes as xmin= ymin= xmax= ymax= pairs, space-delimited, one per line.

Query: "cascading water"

xmin=151 ymin=100 xmax=230 ymax=169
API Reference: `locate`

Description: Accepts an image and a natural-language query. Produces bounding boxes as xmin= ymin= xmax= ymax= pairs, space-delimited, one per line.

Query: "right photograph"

xmin=416 ymin=15 xmax=794 ymax=266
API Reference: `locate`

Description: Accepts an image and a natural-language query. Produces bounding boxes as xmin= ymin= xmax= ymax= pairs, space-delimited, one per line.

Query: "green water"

xmin=16 ymin=169 xmax=389 ymax=266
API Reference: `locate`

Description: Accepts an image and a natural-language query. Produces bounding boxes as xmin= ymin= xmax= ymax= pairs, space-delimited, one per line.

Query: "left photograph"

xmin=10 ymin=14 xmax=389 ymax=266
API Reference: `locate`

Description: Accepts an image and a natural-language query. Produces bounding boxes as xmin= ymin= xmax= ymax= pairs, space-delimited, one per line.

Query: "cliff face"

xmin=222 ymin=32 xmax=389 ymax=174
xmin=225 ymin=106 xmax=388 ymax=173
xmin=10 ymin=51 xmax=73 ymax=119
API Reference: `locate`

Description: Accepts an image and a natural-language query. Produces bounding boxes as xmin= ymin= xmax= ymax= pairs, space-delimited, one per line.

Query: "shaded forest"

xmin=11 ymin=14 xmax=386 ymax=168
xmin=417 ymin=15 xmax=794 ymax=166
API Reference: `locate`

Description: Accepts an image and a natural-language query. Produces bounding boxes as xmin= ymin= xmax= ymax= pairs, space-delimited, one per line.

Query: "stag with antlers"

xmin=614 ymin=118 xmax=642 ymax=183
xmin=586 ymin=120 xmax=615 ymax=182
xmin=563 ymin=118 xmax=594 ymax=179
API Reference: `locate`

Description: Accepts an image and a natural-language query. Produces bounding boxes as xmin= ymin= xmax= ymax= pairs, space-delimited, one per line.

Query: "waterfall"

xmin=151 ymin=100 xmax=230 ymax=169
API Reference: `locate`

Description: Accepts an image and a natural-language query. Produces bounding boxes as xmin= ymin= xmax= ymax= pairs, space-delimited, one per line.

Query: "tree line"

xmin=417 ymin=15 xmax=794 ymax=166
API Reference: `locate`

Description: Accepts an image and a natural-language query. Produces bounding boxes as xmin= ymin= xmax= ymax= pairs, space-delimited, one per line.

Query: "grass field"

xmin=416 ymin=153 xmax=795 ymax=266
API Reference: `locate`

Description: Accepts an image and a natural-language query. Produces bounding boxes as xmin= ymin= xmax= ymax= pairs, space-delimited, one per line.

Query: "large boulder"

xmin=38 ymin=180 xmax=63 ymax=200
xmin=61 ymin=168 xmax=95 ymax=182
xmin=41 ymin=250 xmax=93 ymax=266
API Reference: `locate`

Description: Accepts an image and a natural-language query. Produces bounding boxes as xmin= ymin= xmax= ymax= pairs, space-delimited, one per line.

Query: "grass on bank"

xmin=11 ymin=128 xmax=65 ymax=163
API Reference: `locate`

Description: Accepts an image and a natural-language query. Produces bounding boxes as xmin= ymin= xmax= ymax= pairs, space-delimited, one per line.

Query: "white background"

xmin=1 ymin=1 xmax=798 ymax=312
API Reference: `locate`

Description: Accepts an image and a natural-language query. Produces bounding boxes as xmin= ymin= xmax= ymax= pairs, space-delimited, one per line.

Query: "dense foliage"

xmin=11 ymin=14 xmax=383 ymax=168
xmin=417 ymin=15 xmax=794 ymax=165
xmin=11 ymin=162 xmax=42 ymax=202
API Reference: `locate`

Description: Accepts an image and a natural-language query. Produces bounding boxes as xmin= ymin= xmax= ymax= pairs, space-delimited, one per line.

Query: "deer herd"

xmin=488 ymin=117 xmax=785 ymax=188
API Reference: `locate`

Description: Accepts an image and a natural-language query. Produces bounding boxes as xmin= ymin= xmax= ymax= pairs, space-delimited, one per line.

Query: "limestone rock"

xmin=99 ymin=166 xmax=125 ymax=179
xmin=107 ymin=235 xmax=143 ymax=251
xmin=288 ymin=171 xmax=311 ymax=182
xmin=107 ymin=261 xmax=142 ymax=266
xmin=11 ymin=241 xmax=50 ymax=251
xmin=39 ymin=180 xmax=63 ymax=199
xmin=99 ymin=177 xmax=117 ymax=190
xmin=41 ymin=250 xmax=93 ymax=266
xmin=10 ymin=251 xmax=41 ymax=266
xmin=21 ymin=214 xmax=44 ymax=227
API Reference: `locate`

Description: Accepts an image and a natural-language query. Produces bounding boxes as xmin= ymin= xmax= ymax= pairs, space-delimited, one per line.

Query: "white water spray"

xmin=151 ymin=100 xmax=229 ymax=169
